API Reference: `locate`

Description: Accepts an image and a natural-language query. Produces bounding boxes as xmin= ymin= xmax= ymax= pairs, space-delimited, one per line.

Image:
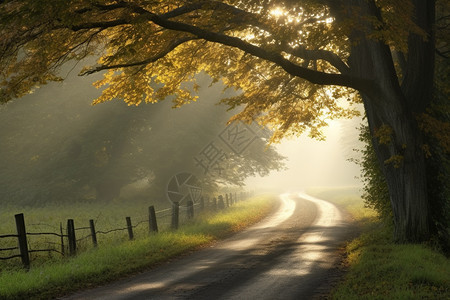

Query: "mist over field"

xmin=0 ymin=65 xmax=363 ymax=208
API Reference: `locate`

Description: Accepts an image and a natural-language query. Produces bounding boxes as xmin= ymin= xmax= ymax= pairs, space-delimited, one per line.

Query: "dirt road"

xmin=64 ymin=192 xmax=353 ymax=300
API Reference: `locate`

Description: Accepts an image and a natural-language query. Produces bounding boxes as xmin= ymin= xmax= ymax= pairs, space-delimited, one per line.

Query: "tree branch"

xmin=71 ymin=2 xmax=350 ymax=76
xmin=79 ymin=36 xmax=196 ymax=75
xmin=124 ymin=5 xmax=370 ymax=91
xmin=74 ymin=1 xmax=205 ymax=19
xmin=196 ymin=1 xmax=350 ymax=73
xmin=284 ymin=46 xmax=350 ymax=74
xmin=69 ymin=19 xmax=131 ymax=31
xmin=162 ymin=2 xmax=352 ymax=77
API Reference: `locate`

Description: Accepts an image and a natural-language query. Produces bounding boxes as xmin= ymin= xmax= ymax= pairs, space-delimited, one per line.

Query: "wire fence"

xmin=0 ymin=191 xmax=250 ymax=269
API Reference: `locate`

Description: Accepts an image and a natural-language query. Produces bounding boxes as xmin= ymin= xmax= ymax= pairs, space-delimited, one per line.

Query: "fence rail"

xmin=0 ymin=234 xmax=18 ymax=238
xmin=0 ymin=254 xmax=22 ymax=260
xmin=26 ymin=232 xmax=64 ymax=237
xmin=29 ymin=248 xmax=64 ymax=255
xmin=0 ymin=191 xmax=250 ymax=269
xmin=0 ymin=246 xmax=19 ymax=252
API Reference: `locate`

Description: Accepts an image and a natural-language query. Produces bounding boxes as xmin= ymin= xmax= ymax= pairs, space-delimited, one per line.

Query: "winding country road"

xmin=64 ymin=192 xmax=354 ymax=300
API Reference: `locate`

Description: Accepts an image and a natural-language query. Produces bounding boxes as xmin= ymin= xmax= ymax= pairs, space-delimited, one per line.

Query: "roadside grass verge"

xmin=335 ymin=230 xmax=450 ymax=299
xmin=307 ymin=187 xmax=450 ymax=300
xmin=0 ymin=195 xmax=276 ymax=300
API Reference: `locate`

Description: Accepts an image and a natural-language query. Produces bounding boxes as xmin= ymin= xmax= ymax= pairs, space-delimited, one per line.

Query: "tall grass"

xmin=0 ymin=195 xmax=275 ymax=299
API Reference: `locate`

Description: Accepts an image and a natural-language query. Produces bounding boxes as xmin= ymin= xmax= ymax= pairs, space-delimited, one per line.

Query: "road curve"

xmin=63 ymin=193 xmax=352 ymax=300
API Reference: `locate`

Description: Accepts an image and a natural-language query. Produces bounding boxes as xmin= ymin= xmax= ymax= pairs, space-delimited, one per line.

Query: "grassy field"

xmin=0 ymin=195 xmax=276 ymax=299
xmin=307 ymin=187 xmax=450 ymax=300
xmin=0 ymin=199 xmax=175 ymax=269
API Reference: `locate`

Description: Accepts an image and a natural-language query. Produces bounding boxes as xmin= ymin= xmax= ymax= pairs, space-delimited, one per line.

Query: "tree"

xmin=0 ymin=1 xmax=448 ymax=243
xmin=354 ymin=1 xmax=449 ymax=249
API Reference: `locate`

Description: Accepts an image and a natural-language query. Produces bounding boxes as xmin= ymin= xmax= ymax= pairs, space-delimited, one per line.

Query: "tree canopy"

xmin=0 ymin=0 xmax=449 ymax=244
xmin=0 ymin=0 xmax=368 ymax=140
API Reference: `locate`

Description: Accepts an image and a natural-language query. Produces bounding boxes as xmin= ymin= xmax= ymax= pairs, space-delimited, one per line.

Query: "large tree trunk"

xmin=343 ymin=0 xmax=435 ymax=242
xmin=364 ymin=91 xmax=430 ymax=242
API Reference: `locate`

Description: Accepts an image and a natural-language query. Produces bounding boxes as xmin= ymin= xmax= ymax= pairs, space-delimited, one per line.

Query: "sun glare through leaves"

xmin=270 ymin=7 xmax=285 ymax=18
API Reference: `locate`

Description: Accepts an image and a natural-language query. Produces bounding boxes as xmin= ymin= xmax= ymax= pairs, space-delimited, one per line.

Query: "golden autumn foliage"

xmin=0 ymin=0 xmax=404 ymax=141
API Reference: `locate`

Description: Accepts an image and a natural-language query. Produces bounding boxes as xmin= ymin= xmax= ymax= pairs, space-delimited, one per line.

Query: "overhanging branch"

xmin=71 ymin=1 xmax=351 ymax=77
xmin=284 ymin=46 xmax=350 ymax=74
xmin=125 ymin=6 xmax=370 ymax=91
xmin=79 ymin=36 xmax=196 ymax=75
xmin=69 ymin=19 xmax=131 ymax=31
xmin=192 ymin=1 xmax=351 ymax=73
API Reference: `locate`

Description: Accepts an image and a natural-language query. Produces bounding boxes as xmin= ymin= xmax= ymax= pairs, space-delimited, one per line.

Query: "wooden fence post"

xmin=148 ymin=206 xmax=158 ymax=233
xmin=187 ymin=200 xmax=194 ymax=219
xmin=229 ymin=193 xmax=233 ymax=205
xmin=218 ymin=195 xmax=225 ymax=210
xmin=89 ymin=219 xmax=97 ymax=247
xmin=67 ymin=219 xmax=77 ymax=256
xmin=60 ymin=222 xmax=65 ymax=256
xmin=225 ymin=194 xmax=229 ymax=207
xmin=15 ymin=213 xmax=30 ymax=269
xmin=126 ymin=217 xmax=134 ymax=240
xmin=171 ymin=201 xmax=179 ymax=230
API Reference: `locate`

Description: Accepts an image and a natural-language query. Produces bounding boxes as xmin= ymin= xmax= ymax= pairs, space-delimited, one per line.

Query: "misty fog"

xmin=245 ymin=117 xmax=364 ymax=192
xmin=0 ymin=65 xmax=363 ymax=207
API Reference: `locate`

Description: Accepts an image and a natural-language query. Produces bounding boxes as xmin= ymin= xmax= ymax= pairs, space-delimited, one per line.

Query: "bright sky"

xmin=245 ymin=117 xmax=363 ymax=192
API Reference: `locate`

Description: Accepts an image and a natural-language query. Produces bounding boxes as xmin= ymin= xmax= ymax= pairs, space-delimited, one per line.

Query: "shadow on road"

xmin=64 ymin=193 xmax=355 ymax=300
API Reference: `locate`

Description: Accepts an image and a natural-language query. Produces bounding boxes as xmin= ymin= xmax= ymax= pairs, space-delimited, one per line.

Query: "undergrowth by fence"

xmin=0 ymin=192 xmax=249 ymax=270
